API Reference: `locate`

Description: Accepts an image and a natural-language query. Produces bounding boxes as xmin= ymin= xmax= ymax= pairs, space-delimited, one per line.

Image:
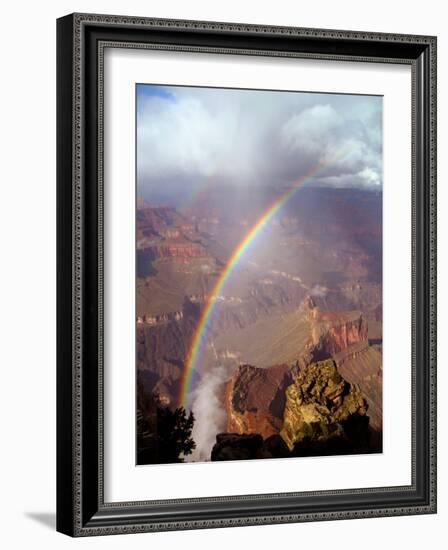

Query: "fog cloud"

xmin=187 ymin=365 xmax=232 ymax=462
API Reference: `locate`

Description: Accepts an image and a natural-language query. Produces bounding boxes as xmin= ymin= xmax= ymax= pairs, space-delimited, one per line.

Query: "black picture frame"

xmin=57 ymin=13 xmax=437 ymax=537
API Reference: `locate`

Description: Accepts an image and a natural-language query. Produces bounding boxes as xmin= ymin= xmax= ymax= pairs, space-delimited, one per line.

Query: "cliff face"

xmin=136 ymin=298 xmax=200 ymax=407
xmin=302 ymin=296 xmax=368 ymax=358
xmin=336 ymin=347 xmax=382 ymax=433
xmin=310 ymin=314 xmax=368 ymax=356
xmin=136 ymin=202 xmax=186 ymax=238
xmin=223 ymin=299 xmax=372 ymax=438
xmin=139 ymin=242 xmax=206 ymax=263
xmin=213 ymin=359 xmax=371 ymax=461
xmin=225 ymin=364 xmax=293 ymax=438
xmin=298 ymin=300 xmax=382 ymax=434
xmin=303 ymin=300 xmax=382 ymax=436
xmin=136 ymin=202 xmax=205 ymax=271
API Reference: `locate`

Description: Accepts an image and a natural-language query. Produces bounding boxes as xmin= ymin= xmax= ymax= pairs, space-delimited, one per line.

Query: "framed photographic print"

xmin=56 ymin=13 xmax=437 ymax=536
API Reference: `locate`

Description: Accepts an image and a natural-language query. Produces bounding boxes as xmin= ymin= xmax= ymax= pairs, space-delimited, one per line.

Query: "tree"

xmin=156 ymin=406 xmax=196 ymax=462
xmin=137 ymin=383 xmax=196 ymax=464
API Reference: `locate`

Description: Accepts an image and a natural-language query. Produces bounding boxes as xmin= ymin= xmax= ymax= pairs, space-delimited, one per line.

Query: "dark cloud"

xmin=137 ymin=84 xmax=382 ymax=195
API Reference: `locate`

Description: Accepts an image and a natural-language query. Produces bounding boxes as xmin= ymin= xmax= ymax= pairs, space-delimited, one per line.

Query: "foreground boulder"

xmin=211 ymin=433 xmax=264 ymax=461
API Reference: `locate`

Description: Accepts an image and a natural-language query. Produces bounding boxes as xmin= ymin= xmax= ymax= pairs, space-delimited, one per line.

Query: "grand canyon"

xmin=135 ymin=83 xmax=382 ymax=464
xmin=136 ymin=186 xmax=382 ymax=464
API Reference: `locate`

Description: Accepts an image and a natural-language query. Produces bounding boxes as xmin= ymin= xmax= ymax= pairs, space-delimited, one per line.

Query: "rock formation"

xmin=224 ymin=363 xmax=293 ymax=438
xmin=211 ymin=433 xmax=264 ymax=461
xmin=213 ymin=359 xmax=371 ymax=461
xmin=302 ymin=297 xmax=382 ymax=437
xmin=138 ymin=242 xmax=206 ymax=263
xmin=136 ymin=297 xmax=201 ymax=407
xmin=222 ymin=298 xmax=378 ymax=440
xmin=280 ymin=359 xmax=369 ymax=451
xmin=335 ymin=347 xmax=382 ymax=434
xmin=302 ymin=296 xmax=369 ymax=358
xmin=211 ymin=433 xmax=291 ymax=461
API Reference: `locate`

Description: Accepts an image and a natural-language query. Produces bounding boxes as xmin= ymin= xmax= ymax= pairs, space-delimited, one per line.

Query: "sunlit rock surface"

xmin=280 ymin=359 xmax=369 ymax=451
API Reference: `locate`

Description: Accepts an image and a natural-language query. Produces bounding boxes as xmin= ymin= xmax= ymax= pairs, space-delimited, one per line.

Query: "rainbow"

xmin=179 ymin=151 xmax=347 ymax=409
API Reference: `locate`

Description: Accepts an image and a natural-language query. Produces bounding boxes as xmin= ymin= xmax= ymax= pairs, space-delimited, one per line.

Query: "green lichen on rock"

xmin=280 ymin=359 xmax=369 ymax=451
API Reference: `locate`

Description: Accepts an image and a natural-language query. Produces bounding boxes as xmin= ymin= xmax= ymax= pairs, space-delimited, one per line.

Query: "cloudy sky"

xmin=136 ymin=84 xmax=382 ymax=199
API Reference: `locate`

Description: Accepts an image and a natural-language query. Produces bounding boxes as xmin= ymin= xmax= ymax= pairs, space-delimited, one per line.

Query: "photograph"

xmin=135 ymin=84 xmax=384 ymax=465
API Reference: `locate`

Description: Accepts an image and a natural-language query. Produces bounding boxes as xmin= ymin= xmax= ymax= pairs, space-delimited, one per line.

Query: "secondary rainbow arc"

xmin=178 ymin=151 xmax=347 ymax=409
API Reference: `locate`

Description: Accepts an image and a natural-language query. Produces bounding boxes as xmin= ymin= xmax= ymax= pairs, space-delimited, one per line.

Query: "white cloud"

xmin=280 ymin=104 xmax=343 ymax=155
xmin=137 ymin=86 xmax=383 ymax=192
xmin=359 ymin=166 xmax=381 ymax=186
xmin=138 ymin=96 xmax=233 ymax=178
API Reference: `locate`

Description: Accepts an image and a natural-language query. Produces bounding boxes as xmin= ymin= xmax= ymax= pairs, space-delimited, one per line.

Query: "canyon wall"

xmin=222 ymin=300 xmax=382 ymax=450
xmin=224 ymin=364 xmax=293 ymax=439
xmin=213 ymin=359 xmax=371 ymax=461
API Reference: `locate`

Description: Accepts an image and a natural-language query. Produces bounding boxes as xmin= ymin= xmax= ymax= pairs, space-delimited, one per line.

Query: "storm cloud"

xmin=137 ymin=84 xmax=382 ymax=196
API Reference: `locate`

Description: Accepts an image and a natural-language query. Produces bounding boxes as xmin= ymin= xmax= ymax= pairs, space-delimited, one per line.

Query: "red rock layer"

xmin=225 ymin=364 xmax=292 ymax=439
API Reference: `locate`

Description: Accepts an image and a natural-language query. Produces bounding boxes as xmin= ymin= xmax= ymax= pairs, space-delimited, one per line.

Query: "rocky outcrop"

xmin=211 ymin=433 xmax=264 ymax=461
xmin=225 ymin=364 xmax=294 ymax=438
xmin=222 ymin=298 xmax=374 ymax=440
xmin=301 ymin=296 xmax=368 ymax=358
xmin=210 ymin=433 xmax=293 ymax=461
xmin=213 ymin=359 xmax=371 ymax=461
xmin=298 ymin=298 xmax=382 ymax=437
xmin=336 ymin=348 xmax=382 ymax=434
xmin=280 ymin=359 xmax=369 ymax=451
xmin=211 ymin=433 xmax=291 ymax=461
